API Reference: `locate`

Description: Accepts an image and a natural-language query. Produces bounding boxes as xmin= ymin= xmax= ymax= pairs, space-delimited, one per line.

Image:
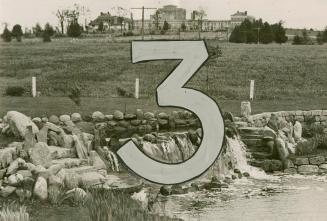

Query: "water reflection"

xmin=163 ymin=176 xmax=327 ymax=221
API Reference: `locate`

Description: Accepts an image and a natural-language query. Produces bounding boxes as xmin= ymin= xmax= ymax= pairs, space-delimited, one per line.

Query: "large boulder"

xmin=29 ymin=142 xmax=52 ymax=168
xmin=309 ymin=156 xmax=325 ymax=165
xmin=5 ymin=111 xmax=39 ymax=138
xmin=33 ymin=176 xmax=48 ymax=200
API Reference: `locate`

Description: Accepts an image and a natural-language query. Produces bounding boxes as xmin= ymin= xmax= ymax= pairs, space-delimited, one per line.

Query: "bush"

xmin=116 ymin=86 xmax=133 ymax=97
xmin=42 ymin=32 xmax=51 ymax=42
xmin=123 ymin=31 xmax=134 ymax=36
xmin=1 ymin=27 xmax=12 ymax=42
xmin=5 ymin=86 xmax=25 ymax=96
xmin=67 ymin=21 xmax=82 ymax=37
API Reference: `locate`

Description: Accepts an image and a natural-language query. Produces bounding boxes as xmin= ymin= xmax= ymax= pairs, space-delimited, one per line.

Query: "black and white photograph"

xmin=0 ymin=0 xmax=327 ymax=220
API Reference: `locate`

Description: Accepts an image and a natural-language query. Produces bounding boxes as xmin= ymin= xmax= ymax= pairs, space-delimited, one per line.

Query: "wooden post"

xmin=32 ymin=76 xmax=36 ymax=97
xmin=135 ymin=78 xmax=139 ymax=99
xmin=250 ymin=80 xmax=254 ymax=100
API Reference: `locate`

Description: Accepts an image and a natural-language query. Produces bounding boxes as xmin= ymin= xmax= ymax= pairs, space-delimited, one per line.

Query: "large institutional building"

xmin=89 ymin=5 xmax=254 ymax=33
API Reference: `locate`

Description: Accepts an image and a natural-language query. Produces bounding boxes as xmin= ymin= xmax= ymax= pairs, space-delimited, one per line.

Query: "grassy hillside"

xmin=1 ymin=38 xmax=327 ymax=100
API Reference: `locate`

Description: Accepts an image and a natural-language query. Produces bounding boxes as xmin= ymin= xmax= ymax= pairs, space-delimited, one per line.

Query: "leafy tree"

xmin=56 ymin=9 xmax=69 ymax=34
xmin=301 ymin=29 xmax=310 ymax=44
xmin=271 ymin=22 xmax=288 ymax=44
xmin=181 ymin=22 xmax=186 ymax=31
xmin=292 ymin=35 xmax=302 ymax=45
xmin=11 ymin=24 xmax=23 ymax=42
xmin=67 ymin=21 xmax=82 ymax=37
xmin=317 ymin=32 xmax=324 ymax=44
xmin=163 ymin=21 xmax=169 ymax=32
xmin=260 ymin=22 xmax=273 ymax=44
xmin=98 ymin=21 xmax=104 ymax=32
xmin=1 ymin=26 xmax=12 ymax=42
xmin=322 ymin=28 xmax=327 ymax=43
xmin=33 ymin=23 xmax=43 ymax=37
xmin=43 ymin=23 xmax=55 ymax=42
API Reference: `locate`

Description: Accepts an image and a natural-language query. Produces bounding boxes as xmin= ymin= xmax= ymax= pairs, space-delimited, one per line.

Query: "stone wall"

xmin=289 ymin=155 xmax=327 ymax=175
xmin=247 ymin=110 xmax=327 ymax=128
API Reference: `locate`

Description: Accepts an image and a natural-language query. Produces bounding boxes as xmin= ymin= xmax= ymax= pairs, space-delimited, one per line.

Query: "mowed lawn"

xmin=0 ymin=37 xmax=327 ymax=117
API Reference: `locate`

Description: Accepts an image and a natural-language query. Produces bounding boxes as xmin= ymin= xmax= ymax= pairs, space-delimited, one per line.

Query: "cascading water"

xmin=105 ymin=149 xmax=120 ymax=172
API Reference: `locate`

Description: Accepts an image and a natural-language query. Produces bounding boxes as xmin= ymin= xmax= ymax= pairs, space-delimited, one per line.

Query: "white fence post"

xmin=250 ymin=80 xmax=254 ymax=101
xmin=32 ymin=76 xmax=36 ymax=98
xmin=135 ymin=78 xmax=139 ymax=99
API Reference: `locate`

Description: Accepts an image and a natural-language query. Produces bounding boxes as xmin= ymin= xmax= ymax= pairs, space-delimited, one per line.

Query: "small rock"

xmin=59 ymin=115 xmax=70 ymax=122
xmin=32 ymin=117 xmax=42 ymax=124
xmin=8 ymin=173 xmax=24 ymax=186
xmin=243 ymin=172 xmax=250 ymax=177
xmin=136 ymin=109 xmax=143 ymax=119
xmin=124 ymin=113 xmax=136 ymax=120
xmin=171 ymin=184 xmax=186 ymax=195
xmin=7 ymin=158 xmax=26 ymax=175
xmin=284 ymin=168 xmax=297 ymax=174
xmin=49 ymin=115 xmax=60 ymax=124
xmin=309 ymin=156 xmax=325 ymax=165
xmin=295 ymin=157 xmax=309 ymax=166
xmin=160 ymin=186 xmax=171 ymax=196
xmin=92 ymin=111 xmax=105 ymax=122
xmin=48 ymin=174 xmax=64 ymax=187
xmin=144 ymin=112 xmax=155 ymax=120
xmin=79 ymin=172 xmax=105 ymax=188
xmin=143 ymin=134 xmax=156 ymax=143
xmin=34 ymin=176 xmax=48 ymax=200
xmin=158 ymin=112 xmax=169 ymax=119
xmin=298 ymin=165 xmax=319 ymax=175
xmin=41 ymin=117 xmax=48 ymax=123
xmin=231 ymin=174 xmax=237 ymax=180
xmin=16 ymin=170 xmax=33 ymax=179
xmin=71 ymin=113 xmax=82 ymax=122
xmin=234 ymin=168 xmax=241 ymax=174
xmin=105 ymin=115 xmax=114 ymax=121
xmin=113 ymin=110 xmax=124 ymax=120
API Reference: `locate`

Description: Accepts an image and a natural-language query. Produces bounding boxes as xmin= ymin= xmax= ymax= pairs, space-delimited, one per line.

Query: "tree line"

xmin=293 ymin=28 xmax=327 ymax=45
xmin=229 ymin=19 xmax=288 ymax=44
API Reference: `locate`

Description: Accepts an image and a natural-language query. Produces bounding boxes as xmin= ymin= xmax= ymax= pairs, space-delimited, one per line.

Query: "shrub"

xmin=5 ymin=86 xmax=25 ymax=96
xmin=116 ymin=86 xmax=133 ymax=97
xmin=42 ymin=32 xmax=51 ymax=42
xmin=86 ymin=188 xmax=180 ymax=221
xmin=1 ymin=27 xmax=12 ymax=42
xmin=12 ymin=24 xmax=23 ymax=42
xmin=67 ymin=21 xmax=82 ymax=37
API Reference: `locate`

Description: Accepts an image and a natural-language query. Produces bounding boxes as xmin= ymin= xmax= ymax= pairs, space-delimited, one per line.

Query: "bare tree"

xmin=192 ymin=7 xmax=207 ymax=39
xmin=111 ymin=6 xmax=128 ymax=33
xmin=56 ymin=9 xmax=69 ymax=34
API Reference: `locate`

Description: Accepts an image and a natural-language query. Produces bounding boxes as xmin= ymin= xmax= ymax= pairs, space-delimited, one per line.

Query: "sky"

xmin=0 ymin=0 xmax=326 ymax=31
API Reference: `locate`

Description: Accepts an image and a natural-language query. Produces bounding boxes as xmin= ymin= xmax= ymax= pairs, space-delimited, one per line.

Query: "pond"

xmin=162 ymin=175 xmax=327 ymax=221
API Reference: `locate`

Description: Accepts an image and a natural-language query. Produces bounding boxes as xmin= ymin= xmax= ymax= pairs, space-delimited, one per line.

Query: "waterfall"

xmin=203 ymin=134 xmax=271 ymax=179
xmin=106 ymin=150 xmax=120 ymax=172
xmin=140 ymin=133 xmax=196 ymax=163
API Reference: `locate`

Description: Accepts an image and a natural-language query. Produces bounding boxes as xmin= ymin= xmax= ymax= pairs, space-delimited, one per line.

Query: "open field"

xmin=1 ymin=37 xmax=327 ymax=101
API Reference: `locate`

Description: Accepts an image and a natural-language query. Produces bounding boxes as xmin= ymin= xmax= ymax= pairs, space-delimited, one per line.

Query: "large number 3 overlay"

xmin=117 ymin=41 xmax=225 ymax=184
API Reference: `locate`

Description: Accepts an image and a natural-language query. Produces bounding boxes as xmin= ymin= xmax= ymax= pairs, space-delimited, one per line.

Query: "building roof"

xmin=89 ymin=12 xmax=131 ymax=26
xmin=231 ymin=11 xmax=248 ymax=16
